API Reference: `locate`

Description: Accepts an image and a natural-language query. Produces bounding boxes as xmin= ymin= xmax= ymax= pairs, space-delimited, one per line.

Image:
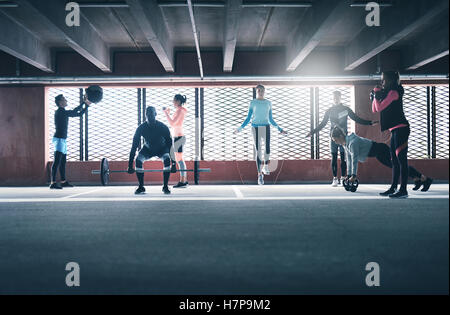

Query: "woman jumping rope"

xmin=234 ymin=85 xmax=287 ymax=185
xmin=164 ymin=94 xmax=189 ymax=188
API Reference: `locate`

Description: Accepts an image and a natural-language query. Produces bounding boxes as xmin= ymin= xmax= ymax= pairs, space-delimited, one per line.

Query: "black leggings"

xmin=51 ymin=151 xmax=67 ymax=182
xmin=252 ymin=126 xmax=270 ymax=173
xmin=368 ymin=139 xmax=421 ymax=184
xmin=135 ymin=146 xmax=171 ymax=187
xmin=331 ymin=152 xmax=347 ymax=178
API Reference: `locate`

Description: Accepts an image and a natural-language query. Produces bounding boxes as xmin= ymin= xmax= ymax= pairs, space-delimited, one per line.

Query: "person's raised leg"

xmin=252 ymin=127 xmax=264 ymax=185
xmin=262 ymin=125 xmax=271 ymax=175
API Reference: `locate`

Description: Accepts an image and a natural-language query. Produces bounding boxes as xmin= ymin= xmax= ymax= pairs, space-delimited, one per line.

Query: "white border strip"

xmin=232 ymin=186 xmax=244 ymax=199
xmin=0 ymin=195 xmax=448 ymax=203
xmin=61 ymin=187 xmax=108 ymax=199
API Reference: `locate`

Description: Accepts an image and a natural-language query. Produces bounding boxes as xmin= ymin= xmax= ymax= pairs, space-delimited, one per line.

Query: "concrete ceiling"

xmin=0 ymin=0 xmax=448 ymax=75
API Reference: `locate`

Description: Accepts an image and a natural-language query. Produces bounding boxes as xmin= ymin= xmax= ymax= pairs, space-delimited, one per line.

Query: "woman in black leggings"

xmin=371 ymin=71 xmax=424 ymax=198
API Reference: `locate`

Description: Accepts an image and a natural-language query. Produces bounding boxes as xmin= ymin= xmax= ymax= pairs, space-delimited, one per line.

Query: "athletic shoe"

xmin=135 ymin=186 xmax=146 ymax=195
xmin=61 ymin=181 xmax=74 ymax=188
xmin=162 ymin=186 xmax=171 ymax=195
xmin=379 ymin=187 xmax=396 ymax=196
xmin=421 ymin=178 xmax=433 ymax=192
xmin=173 ymin=182 xmax=188 ymax=188
xmin=412 ymin=180 xmax=422 ymax=191
xmin=258 ymin=174 xmax=264 ymax=185
xmin=389 ymin=190 xmax=408 ymax=199
xmin=340 ymin=177 xmax=346 ymax=186
xmin=331 ymin=177 xmax=339 ymax=187
xmin=262 ymin=165 xmax=270 ymax=175
xmin=49 ymin=183 xmax=62 ymax=190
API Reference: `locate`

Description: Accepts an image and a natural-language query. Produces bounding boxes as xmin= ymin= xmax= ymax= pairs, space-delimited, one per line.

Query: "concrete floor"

xmin=0 ymin=184 xmax=448 ymax=295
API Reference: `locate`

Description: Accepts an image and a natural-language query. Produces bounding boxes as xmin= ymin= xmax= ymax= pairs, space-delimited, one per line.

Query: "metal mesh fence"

xmin=403 ymin=86 xmax=429 ymax=159
xmin=203 ymin=88 xmax=254 ymax=160
xmin=47 ymin=85 xmax=448 ymax=162
xmin=47 ymin=88 xmax=81 ymax=161
xmin=435 ymin=85 xmax=449 ymax=159
xmin=146 ymin=88 xmax=196 ymax=161
xmin=317 ymin=86 xmax=353 ymax=159
xmin=88 ymin=88 xmax=138 ymax=161
xmin=264 ymin=87 xmax=311 ymax=160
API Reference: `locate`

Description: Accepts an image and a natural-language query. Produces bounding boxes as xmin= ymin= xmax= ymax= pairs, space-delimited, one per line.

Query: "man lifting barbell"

xmin=128 ymin=106 xmax=177 ymax=195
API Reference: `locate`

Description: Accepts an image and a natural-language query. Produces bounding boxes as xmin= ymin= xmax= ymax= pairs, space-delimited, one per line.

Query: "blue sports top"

xmin=238 ymin=99 xmax=282 ymax=132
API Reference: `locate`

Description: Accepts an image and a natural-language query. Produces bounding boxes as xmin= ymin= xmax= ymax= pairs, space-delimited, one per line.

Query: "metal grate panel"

xmin=317 ymin=86 xmax=353 ymax=159
xmin=88 ymin=88 xmax=138 ymax=161
xmin=435 ymin=85 xmax=449 ymax=159
xmin=403 ymin=86 xmax=429 ymax=159
xmin=264 ymin=87 xmax=311 ymax=160
xmin=47 ymin=88 xmax=81 ymax=161
xmin=203 ymin=88 xmax=254 ymax=160
xmin=146 ymin=88 xmax=196 ymax=161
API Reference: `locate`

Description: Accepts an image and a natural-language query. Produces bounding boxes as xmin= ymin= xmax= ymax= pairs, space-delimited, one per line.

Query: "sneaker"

xmin=135 ymin=186 xmax=146 ymax=195
xmin=162 ymin=186 xmax=171 ymax=195
xmin=262 ymin=165 xmax=270 ymax=175
xmin=421 ymin=178 xmax=433 ymax=192
xmin=412 ymin=180 xmax=422 ymax=191
xmin=258 ymin=174 xmax=264 ymax=185
xmin=331 ymin=177 xmax=339 ymax=187
xmin=389 ymin=190 xmax=408 ymax=199
xmin=340 ymin=177 xmax=346 ymax=186
xmin=173 ymin=182 xmax=188 ymax=188
xmin=49 ymin=183 xmax=62 ymax=190
xmin=60 ymin=181 xmax=74 ymax=188
xmin=379 ymin=187 xmax=396 ymax=196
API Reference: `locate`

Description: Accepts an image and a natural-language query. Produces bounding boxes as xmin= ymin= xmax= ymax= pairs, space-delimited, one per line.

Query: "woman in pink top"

xmin=371 ymin=71 xmax=433 ymax=198
xmin=164 ymin=94 xmax=188 ymax=188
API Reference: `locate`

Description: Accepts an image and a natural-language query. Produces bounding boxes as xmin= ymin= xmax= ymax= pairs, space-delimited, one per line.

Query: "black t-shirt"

xmin=129 ymin=120 xmax=173 ymax=162
xmin=53 ymin=105 xmax=87 ymax=139
xmin=311 ymin=103 xmax=372 ymax=135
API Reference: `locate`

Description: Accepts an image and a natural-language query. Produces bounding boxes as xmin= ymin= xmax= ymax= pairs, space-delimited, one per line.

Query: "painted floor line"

xmin=0 ymin=195 xmax=448 ymax=203
xmin=232 ymin=186 xmax=244 ymax=199
xmin=61 ymin=187 xmax=108 ymax=199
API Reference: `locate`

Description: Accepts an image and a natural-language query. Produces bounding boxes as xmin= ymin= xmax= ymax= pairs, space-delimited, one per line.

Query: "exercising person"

xmin=371 ymin=71 xmax=423 ymax=198
xmin=128 ymin=106 xmax=176 ymax=195
xmin=306 ymin=91 xmax=377 ymax=187
xmin=331 ymin=127 xmax=433 ymax=195
xmin=164 ymin=94 xmax=188 ymax=188
xmin=234 ymin=84 xmax=287 ymax=185
xmin=50 ymin=94 xmax=90 ymax=189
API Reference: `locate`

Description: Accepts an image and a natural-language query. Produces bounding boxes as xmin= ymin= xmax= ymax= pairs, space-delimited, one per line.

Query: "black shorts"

xmin=173 ymin=136 xmax=186 ymax=153
xmin=138 ymin=145 xmax=170 ymax=161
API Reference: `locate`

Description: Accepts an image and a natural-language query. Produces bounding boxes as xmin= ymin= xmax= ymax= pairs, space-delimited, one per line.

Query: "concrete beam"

xmin=126 ymin=0 xmax=175 ymax=72
xmin=15 ymin=0 xmax=111 ymax=72
xmin=403 ymin=23 xmax=449 ymax=70
xmin=0 ymin=11 xmax=53 ymax=72
xmin=223 ymin=0 xmax=242 ymax=72
xmin=345 ymin=0 xmax=449 ymax=71
xmin=286 ymin=0 xmax=350 ymax=72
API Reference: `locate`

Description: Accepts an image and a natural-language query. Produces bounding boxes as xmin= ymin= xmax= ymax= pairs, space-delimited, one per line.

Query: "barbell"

xmin=92 ymin=158 xmax=211 ymax=186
